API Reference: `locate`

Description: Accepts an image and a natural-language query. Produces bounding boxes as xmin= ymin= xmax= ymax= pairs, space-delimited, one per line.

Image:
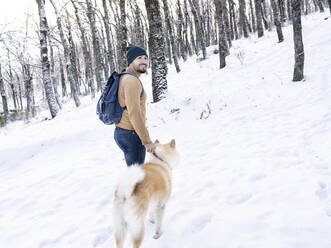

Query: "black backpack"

xmin=96 ymin=71 xmax=144 ymax=125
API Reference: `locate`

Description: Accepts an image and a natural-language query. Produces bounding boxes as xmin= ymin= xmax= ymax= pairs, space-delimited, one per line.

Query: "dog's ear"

xmin=154 ymin=139 xmax=160 ymax=144
xmin=170 ymin=139 xmax=176 ymax=148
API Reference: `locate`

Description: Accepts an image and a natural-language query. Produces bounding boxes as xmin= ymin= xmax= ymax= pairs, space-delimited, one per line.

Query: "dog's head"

xmin=152 ymin=139 xmax=180 ymax=169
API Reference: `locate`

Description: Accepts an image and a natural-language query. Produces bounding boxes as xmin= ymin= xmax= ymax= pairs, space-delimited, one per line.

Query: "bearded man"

xmin=114 ymin=44 xmax=156 ymax=166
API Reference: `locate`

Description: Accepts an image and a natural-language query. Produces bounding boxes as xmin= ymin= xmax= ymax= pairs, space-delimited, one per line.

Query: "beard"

xmin=134 ymin=64 xmax=147 ymax=74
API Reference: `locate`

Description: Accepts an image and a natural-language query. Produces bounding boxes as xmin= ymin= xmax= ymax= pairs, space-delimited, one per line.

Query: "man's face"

xmin=131 ymin=55 xmax=148 ymax=73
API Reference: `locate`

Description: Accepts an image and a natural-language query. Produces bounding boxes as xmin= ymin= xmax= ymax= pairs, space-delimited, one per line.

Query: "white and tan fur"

xmin=112 ymin=139 xmax=179 ymax=248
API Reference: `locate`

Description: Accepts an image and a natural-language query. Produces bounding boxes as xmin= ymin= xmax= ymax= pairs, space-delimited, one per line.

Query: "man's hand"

xmin=144 ymin=142 xmax=156 ymax=153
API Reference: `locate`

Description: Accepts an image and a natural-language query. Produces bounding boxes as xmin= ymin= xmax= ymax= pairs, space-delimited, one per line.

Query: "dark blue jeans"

xmin=114 ymin=127 xmax=146 ymax=166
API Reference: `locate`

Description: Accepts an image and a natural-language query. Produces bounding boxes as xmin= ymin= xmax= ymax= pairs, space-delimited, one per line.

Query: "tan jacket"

xmin=116 ymin=66 xmax=152 ymax=145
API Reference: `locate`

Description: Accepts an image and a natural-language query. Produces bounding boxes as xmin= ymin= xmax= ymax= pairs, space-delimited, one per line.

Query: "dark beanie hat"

xmin=126 ymin=44 xmax=148 ymax=66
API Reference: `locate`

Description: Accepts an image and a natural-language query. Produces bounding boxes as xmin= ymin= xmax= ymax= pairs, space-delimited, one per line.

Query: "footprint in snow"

xmin=249 ymin=173 xmax=266 ymax=182
xmin=315 ymin=182 xmax=328 ymax=200
xmin=93 ymin=227 xmax=112 ymax=247
xmin=191 ymin=214 xmax=212 ymax=233
xmin=227 ymin=193 xmax=252 ymax=205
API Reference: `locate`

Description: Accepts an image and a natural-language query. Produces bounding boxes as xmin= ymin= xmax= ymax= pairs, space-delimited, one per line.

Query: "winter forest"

xmin=1 ymin=0 xmax=331 ymax=247
xmin=0 ymin=0 xmax=329 ymax=125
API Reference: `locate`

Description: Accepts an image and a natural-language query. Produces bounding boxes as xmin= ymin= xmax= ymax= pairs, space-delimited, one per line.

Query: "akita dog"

xmin=113 ymin=139 xmax=179 ymax=248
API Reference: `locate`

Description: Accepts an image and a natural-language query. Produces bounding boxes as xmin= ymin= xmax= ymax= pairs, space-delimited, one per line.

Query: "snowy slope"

xmin=1 ymin=12 xmax=331 ymax=248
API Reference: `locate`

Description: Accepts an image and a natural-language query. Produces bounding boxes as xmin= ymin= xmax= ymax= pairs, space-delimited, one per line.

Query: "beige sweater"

xmin=115 ymin=66 xmax=152 ymax=145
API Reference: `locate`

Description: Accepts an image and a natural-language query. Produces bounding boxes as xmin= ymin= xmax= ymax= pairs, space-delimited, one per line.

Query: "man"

xmin=114 ymin=44 xmax=156 ymax=166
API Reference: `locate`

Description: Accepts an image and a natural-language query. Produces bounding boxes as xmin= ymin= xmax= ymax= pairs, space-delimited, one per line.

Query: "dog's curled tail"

xmin=115 ymin=165 xmax=145 ymax=201
xmin=113 ymin=165 xmax=145 ymax=244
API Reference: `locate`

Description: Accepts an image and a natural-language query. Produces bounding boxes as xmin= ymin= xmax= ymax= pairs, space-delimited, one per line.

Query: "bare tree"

xmin=102 ymin=0 xmax=116 ymax=74
xmin=222 ymin=0 xmax=232 ymax=48
xmin=255 ymin=0 xmax=264 ymax=37
xmin=23 ymin=64 xmax=35 ymax=118
xmin=188 ymin=0 xmax=207 ymax=59
xmin=177 ymin=0 xmax=188 ymax=61
xmin=71 ymin=0 xmax=95 ymax=98
xmin=58 ymin=53 xmax=68 ymax=97
xmin=118 ymin=0 xmax=128 ymax=71
xmin=214 ymin=0 xmax=228 ymax=69
xmin=317 ymin=0 xmax=325 ymax=12
xmin=270 ymin=0 xmax=284 ymax=42
xmin=239 ymin=0 xmax=250 ymax=38
xmin=291 ymin=0 xmax=304 ymax=81
xmin=162 ymin=0 xmax=181 ymax=73
xmin=7 ymin=51 xmax=18 ymax=112
xmin=184 ymin=0 xmax=194 ymax=56
xmin=287 ymin=0 xmax=292 ymax=21
xmin=48 ymin=34 xmax=62 ymax=109
xmin=249 ymin=0 xmax=256 ymax=32
xmin=50 ymin=0 xmax=80 ymax=107
xmin=108 ymin=0 xmax=120 ymax=69
xmin=261 ymin=0 xmax=270 ymax=31
xmin=66 ymin=11 xmax=80 ymax=96
xmin=16 ymin=73 xmax=24 ymax=112
xmin=144 ymin=0 xmax=168 ymax=102
xmin=278 ymin=0 xmax=286 ymax=22
xmin=0 ymin=63 xmax=10 ymax=125
xmin=36 ymin=0 xmax=59 ymax=118
xmin=85 ymin=0 xmax=105 ymax=90
xmin=228 ymin=0 xmax=238 ymax=40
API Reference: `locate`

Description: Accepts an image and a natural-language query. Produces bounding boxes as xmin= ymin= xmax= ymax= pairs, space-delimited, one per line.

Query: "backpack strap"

xmin=119 ymin=71 xmax=144 ymax=111
xmin=120 ymin=71 xmax=144 ymax=97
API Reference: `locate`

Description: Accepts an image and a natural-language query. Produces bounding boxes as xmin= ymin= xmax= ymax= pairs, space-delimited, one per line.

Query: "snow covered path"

xmin=1 ymin=12 xmax=331 ymax=248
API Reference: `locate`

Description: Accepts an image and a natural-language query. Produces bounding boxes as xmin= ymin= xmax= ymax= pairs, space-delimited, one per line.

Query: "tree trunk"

xmin=291 ymin=0 xmax=304 ymax=81
xmin=71 ymin=0 xmax=95 ymax=98
xmin=255 ymin=0 xmax=264 ymax=37
xmin=16 ymin=74 xmax=23 ymax=112
xmin=99 ymin=29 xmax=108 ymax=81
xmin=118 ymin=0 xmax=128 ymax=71
xmin=7 ymin=51 xmax=18 ymax=112
xmin=162 ymin=0 xmax=181 ymax=73
xmin=50 ymin=0 xmax=80 ymax=107
xmin=317 ymin=0 xmax=325 ymax=12
xmin=188 ymin=0 xmax=207 ymax=59
xmin=223 ymin=1 xmax=232 ymax=48
xmin=184 ymin=0 xmax=194 ymax=56
xmin=102 ymin=0 xmax=116 ymax=73
xmin=59 ymin=55 xmax=67 ymax=97
xmin=48 ymin=35 xmax=62 ymax=109
xmin=177 ymin=0 xmax=188 ymax=61
xmin=165 ymin=34 xmax=172 ymax=64
xmin=66 ymin=12 xmax=81 ymax=97
xmin=131 ymin=0 xmax=145 ymax=47
xmin=229 ymin=0 xmax=239 ymax=39
xmin=249 ymin=0 xmax=256 ymax=32
xmin=23 ymin=64 xmax=35 ymax=118
xmin=214 ymin=0 xmax=227 ymax=69
xmin=200 ymin=0 xmax=209 ymax=47
xmin=278 ymin=0 xmax=287 ymax=22
xmin=85 ymin=0 xmax=105 ymax=91
xmin=36 ymin=0 xmax=59 ymax=118
xmin=304 ymin=0 xmax=310 ymax=14
xmin=287 ymin=0 xmax=292 ymax=21
xmin=328 ymin=0 xmax=331 ymax=14
xmin=0 ymin=63 xmax=10 ymax=125
xmin=239 ymin=0 xmax=250 ymax=38
xmin=144 ymin=0 xmax=168 ymax=102
xmin=261 ymin=0 xmax=270 ymax=30
xmin=270 ymin=0 xmax=284 ymax=42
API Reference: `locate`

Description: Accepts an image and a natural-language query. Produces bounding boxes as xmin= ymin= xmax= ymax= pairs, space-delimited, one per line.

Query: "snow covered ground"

xmin=1 ymin=12 xmax=331 ymax=248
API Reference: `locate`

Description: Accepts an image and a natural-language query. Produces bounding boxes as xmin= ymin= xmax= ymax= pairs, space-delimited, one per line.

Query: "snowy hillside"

xmin=1 ymin=12 xmax=331 ymax=248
